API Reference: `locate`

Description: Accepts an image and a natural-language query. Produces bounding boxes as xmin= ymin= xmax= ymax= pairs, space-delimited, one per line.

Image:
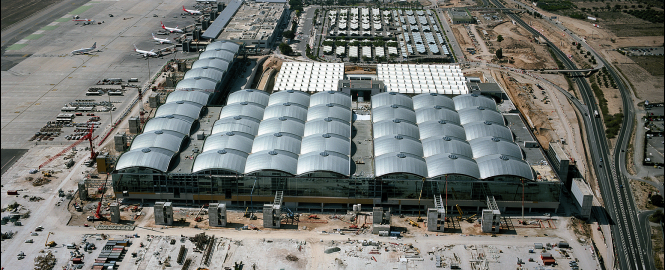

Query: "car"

xmin=619 ymin=185 xmax=624 ymax=188
xmin=84 ymin=224 xmax=89 ymax=227
xmin=600 ymin=158 xmax=603 ymax=162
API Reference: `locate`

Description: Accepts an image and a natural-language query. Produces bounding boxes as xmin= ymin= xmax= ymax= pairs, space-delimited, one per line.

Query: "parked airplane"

xmin=182 ymin=6 xmax=202 ymax=15
xmin=71 ymin=42 xmax=97 ymax=55
xmin=161 ymin=21 xmax=183 ymax=33
xmin=133 ymin=44 xmax=158 ymax=57
xmin=152 ymin=33 xmax=172 ymax=44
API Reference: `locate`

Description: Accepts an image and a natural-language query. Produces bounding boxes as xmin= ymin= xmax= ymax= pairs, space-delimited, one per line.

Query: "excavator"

xmin=45 ymin=232 xmax=56 ymax=247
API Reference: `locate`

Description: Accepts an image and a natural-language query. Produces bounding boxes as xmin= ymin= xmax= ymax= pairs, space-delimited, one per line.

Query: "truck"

xmin=593 ymin=110 xmax=599 ymax=118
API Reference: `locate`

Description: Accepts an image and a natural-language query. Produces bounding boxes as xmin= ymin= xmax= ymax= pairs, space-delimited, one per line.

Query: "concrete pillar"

xmin=155 ymin=202 xmax=173 ymax=225
xmin=372 ymin=207 xmax=383 ymax=224
xmin=78 ymin=180 xmax=87 ymax=200
xmin=427 ymin=208 xmax=446 ymax=232
xmin=209 ymin=203 xmax=226 ymax=227
xmin=110 ymin=203 xmax=120 ymax=223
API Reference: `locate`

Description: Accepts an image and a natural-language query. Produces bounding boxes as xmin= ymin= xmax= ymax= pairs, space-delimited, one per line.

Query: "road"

xmin=489 ymin=0 xmax=652 ymax=269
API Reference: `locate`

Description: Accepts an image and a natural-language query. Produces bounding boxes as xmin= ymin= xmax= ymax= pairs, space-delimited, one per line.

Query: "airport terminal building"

xmin=112 ymin=57 xmax=561 ymax=214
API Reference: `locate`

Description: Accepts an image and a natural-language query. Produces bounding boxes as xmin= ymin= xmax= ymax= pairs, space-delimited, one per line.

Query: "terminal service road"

xmin=489 ymin=0 xmax=651 ymax=269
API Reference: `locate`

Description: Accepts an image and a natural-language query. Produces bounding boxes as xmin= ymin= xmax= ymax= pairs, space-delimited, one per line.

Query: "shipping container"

xmin=7 ymin=190 xmax=18 ymax=195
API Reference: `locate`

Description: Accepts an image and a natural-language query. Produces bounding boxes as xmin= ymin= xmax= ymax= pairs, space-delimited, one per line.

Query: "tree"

xmin=651 ymin=194 xmax=664 ymax=207
xmin=279 ymin=42 xmax=293 ymax=55
xmin=497 ymin=35 xmax=503 ymax=42
xmin=577 ymin=43 xmax=581 ymax=49
xmin=496 ymin=48 xmax=503 ymax=59
xmin=283 ymin=30 xmax=295 ymax=39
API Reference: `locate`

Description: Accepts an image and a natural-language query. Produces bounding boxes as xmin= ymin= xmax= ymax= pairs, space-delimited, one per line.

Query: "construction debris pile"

xmin=34 ymin=251 xmax=56 ymax=270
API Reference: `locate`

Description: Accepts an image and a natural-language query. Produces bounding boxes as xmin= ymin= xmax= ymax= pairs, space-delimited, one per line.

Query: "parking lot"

xmin=314 ymin=8 xmax=454 ymax=63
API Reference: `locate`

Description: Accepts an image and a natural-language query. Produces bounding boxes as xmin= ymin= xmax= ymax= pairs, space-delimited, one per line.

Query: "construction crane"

xmin=455 ymin=204 xmax=464 ymax=221
xmin=416 ymin=178 xmax=426 ymax=222
xmin=39 ymin=126 xmax=98 ymax=169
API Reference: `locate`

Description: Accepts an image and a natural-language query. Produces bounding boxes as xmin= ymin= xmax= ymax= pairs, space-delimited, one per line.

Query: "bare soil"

xmin=628 ymin=179 xmax=658 ymax=210
xmin=652 ymin=225 xmax=665 ymax=270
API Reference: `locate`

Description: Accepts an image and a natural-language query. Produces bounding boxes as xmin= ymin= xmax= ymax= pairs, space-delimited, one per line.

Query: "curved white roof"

xmin=192 ymin=148 xmax=247 ymax=174
xmin=422 ymin=136 xmax=473 ymax=158
xmin=206 ymin=41 xmax=240 ymax=54
xmin=251 ymin=132 xmax=302 ymax=155
xmin=175 ymin=77 xmax=218 ymax=91
xmin=184 ymin=67 xmax=225 ymax=83
xmin=300 ymin=133 xmax=351 ymax=155
xmin=219 ymin=102 xmax=265 ymax=121
xmin=425 ymin=153 xmax=480 ymax=179
xmin=372 ymin=105 xmax=417 ymax=123
xmin=202 ymin=131 xmax=255 ymax=154
xmin=191 ymin=58 xmax=231 ymax=72
xmin=453 ymin=93 xmax=498 ymax=111
xmin=309 ymin=91 xmax=352 ymax=108
xmin=263 ymin=102 xmax=309 ymax=122
xmin=375 ymin=152 xmax=428 ymax=178
xmin=371 ymin=92 xmax=414 ymax=109
xmin=212 ymin=116 xmax=261 ymax=136
xmin=463 ymin=121 xmax=513 ymax=141
xmin=417 ymin=120 xmax=467 ymax=141
xmin=227 ymin=89 xmax=270 ymax=107
xmin=155 ymin=101 xmax=203 ymax=121
xmin=372 ymin=119 xmax=420 ymax=140
xmin=303 ymin=118 xmax=351 ymax=138
xmin=415 ymin=106 xmax=461 ymax=125
xmin=165 ymin=90 xmax=211 ymax=106
xmin=476 ymin=154 xmax=533 ymax=180
xmin=143 ymin=115 xmax=194 ymax=136
xmin=307 ymin=104 xmax=352 ymax=122
xmin=297 ymin=151 xmax=350 ymax=176
xmin=256 ymin=116 xmax=306 ymax=138
xmin=267 ymin=90 xmax=311 ymax=108
xmin=374 ymin=135 xmax=424 ymax=157
xmin=412 ymin=93 xmax=455 ymax=111
xmin=469 ymin=136 xmax=523 ymax=159
xmin=457 ymin=106 xmax=504 ymax=126
xmin=199 ymin=49 xmax=235 ymax=62
xmin=245 ymin=149 xmax=299 ymax=175
xmin=130 ymin=130 xmax=186 ymax=153
xmin=116 ymin=147 xmax=175 ymax=172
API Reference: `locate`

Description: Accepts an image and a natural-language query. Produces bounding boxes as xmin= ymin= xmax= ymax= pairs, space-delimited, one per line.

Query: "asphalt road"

xmin=0 ymin=0 xmax=91 ymax=71
xmin=489 ymin=0 xmax=652 ymax=269
xmin=1 ymin=149 xmax=29 ymax=176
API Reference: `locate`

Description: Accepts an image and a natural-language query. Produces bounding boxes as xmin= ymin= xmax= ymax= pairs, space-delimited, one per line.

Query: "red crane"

xmin=39 ymin=126 xmax=98 ymax=169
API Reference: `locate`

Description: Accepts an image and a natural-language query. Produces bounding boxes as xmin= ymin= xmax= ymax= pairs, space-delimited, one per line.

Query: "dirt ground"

xmin=652 ymin=225 xmax=665 ymax=270
xmin=486 ymin=20 xmax=558 ymax=70
xmin=628 ymin=179 xmax=659 ymax=210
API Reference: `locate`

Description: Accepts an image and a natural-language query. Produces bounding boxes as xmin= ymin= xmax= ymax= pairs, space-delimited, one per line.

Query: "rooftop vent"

xmin=286 ymin=90 xmax=295 ymax=93
xmin=176 ymin=101 xmax=185 ymax=104
xmin=283 ymin=102 xmax=291 ymax=106
xmin=217 ymin=149 xmax=227 ymax=154
xmin=438 ymin=120 xmax=446 ymax=124
xmin=500 ymin=155 xmax=510 ymax=160
xmin=443 ymin=136 xmax=451 ymax=141
xmin=477 ymin=106 xmax=485 ymax=110
xmin=246 ymin=89 xmax=254 ymax=92
xmin=279 ymin=116 xmax=288 ymax=121
xmin=397 ymin=153 xmax=407 ymax=158
xmin=448 ymin=154 xmax=458 ymax=159
xmin=240 ymin=101 xmax=249 ymax=105
xmin=322 ymin=133 xmax=331 ymax=138
xmin=226 ymin=132 xmax=235 ymax=136
xmin=389 ymin=92 xmax=397 ymax=95
xmin=154 ymin=130 xmax=163 ymax=134
xmin=484 ymin=121 xmax=493 ymax=125
xmin=233 ymin=116 xmax=242 ymax=120
xmin=471 ymin=93 xmax=479 ymax=97
xmin=320 ymin=151 xmax=329 ymax=157
xmin=274 ymin=132 xmax=282 ymax=137
xmin=268 ymin=151 xmax=278 ymax=155
xmin=326 ymin=103 xmax=334 ymax=107
xmin=394 ymin=135 xmax=403 ymax=140
xmin=491 ymin=137 xmax=501 ymax=142
xmin=429 ymin=93 xmax=438 ymax=96
xmin=165 ymin=115 xmax=174 ymax=119
xmin=141 ymin=148 xmax=151 ymax=153
xmin=391 ymin=104 xmax=399 ymax=108
xmin=392 ymin=119 xmax=401 ymax=123
xmin=434 ymin=105 xmax=443 ymax=109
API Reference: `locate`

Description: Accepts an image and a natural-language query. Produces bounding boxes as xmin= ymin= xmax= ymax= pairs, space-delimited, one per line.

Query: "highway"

xmin=488 ymin=0 xmax=653 ymax=269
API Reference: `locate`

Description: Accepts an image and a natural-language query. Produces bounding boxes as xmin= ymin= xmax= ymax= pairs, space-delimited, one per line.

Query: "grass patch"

xmin=628 ymin=55 xmax=664 ymax=76
xmin=40 ymin=25 xmax=58 ymax=31
xmin=55 ymin=17 xmax=71 ymax=22
xmin=24 ymin=34 xmax=43 ymax=40
xmin=6 ymin=44 xmax=28 ymax=50
xmin=605 ymin=23 xmax=664 ymax=37
xmin=69 ymin=5 xmax=92 ymax=15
